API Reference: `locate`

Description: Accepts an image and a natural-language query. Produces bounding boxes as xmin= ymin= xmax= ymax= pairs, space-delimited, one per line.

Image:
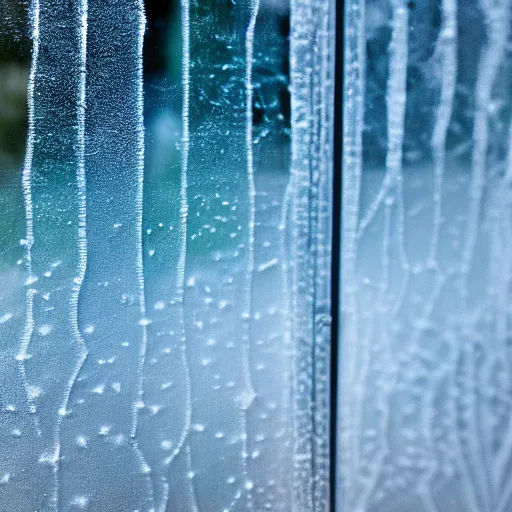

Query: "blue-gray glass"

xmin=0 ymin=0 xmax=333 ymax=510
xmin=340 ymin=1 xmax=512 ymax=511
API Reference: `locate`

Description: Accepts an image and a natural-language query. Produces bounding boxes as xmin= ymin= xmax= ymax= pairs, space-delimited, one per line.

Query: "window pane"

xmin=340 ymin=1 xmax=512 ymax=511
xmin=0 ymin=0 xmax=333 ymax=510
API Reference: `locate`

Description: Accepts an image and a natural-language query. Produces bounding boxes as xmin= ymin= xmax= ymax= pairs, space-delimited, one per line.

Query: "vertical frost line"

xmin=132 ymin=5 xmax=156 ymax=507
xmin=386 ymin=0 xmax=409 ymax=274
xmin=418 ymin=4 xmax=457 ymax=506
xmin=289 ymin=0 xmax=334 ymax=505
xmin=357 ymin=1 xmax=409 ymax=240
xmin=54 ymin=0 xmax=90 ymax=507
xmin=186 ymin=445 xmax=199 ymax=512
xmin=312 ymin=1 xmax=334 ymax=506
xmin=133 ymin=0 xmax=148 ymax=440
xmin=66 ymin=0 xmax=89 ymax=426
xmin=340 ymin=0 xmax=365 ymax=507
xmin=462 ymin=0 xmax=510 ymax=283
xmin=429 ymin=0 xmax=457 ymax=266
xmin=19 ymin=0 xmax=40 ymax=416
xmin=132 ymin=5 xmax=155 ymax=503
xmin=178 ymin=0 xmax=190 ymax=355
xmin=427 ymin=2 xmax=477 ymax=509
xmin=290 ymin=0 xmax=312 ymax=504
xmin=359 ymin=2 xmax=409 ymax=507
xmin=162 ymin=0 xmax=193 ymax=475
xmin=289 ymin=0 xmax=312 ymax=505
xmin=243 ymin=0 xmax=260 ymax=501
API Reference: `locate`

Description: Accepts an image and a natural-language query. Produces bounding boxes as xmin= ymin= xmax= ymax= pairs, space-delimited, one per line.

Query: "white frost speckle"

xmin=257 ymin=258 xmax=278 ymax=272
xmin=91 ymin=384 xmax=105 ymax=394
xmin=99 ymin=425 xmax=111 ymax=436
xmin=154 ymin=300 xmax=165 ymax=310
xmin=70 ymin=496 xmax=89 ymax=508
xmin=0 ymin=313 xmax=13 ymax=324
xmin=76 ymin=436 xmax=88 ymax=448
xmin=37 ymin=324 xmax=53 ymax=336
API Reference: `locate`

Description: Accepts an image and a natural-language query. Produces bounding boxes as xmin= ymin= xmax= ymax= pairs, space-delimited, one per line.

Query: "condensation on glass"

xmin=0 ymin=0 xmax=333 ymax=511
xmin=340 ymin=1 xmax=512 ymax=511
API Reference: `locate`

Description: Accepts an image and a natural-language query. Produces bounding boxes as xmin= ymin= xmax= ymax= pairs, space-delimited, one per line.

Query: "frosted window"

xmin=340 ymin=1 xmax=512 ymax=511
xmin=0 ymin=0 xmax=333 ymax=511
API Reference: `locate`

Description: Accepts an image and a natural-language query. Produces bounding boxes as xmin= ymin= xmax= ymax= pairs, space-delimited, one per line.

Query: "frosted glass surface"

xmin=340 ymin=1 xmax=512 ymax=511
xmin=0 ymin=0 xmax=333 ymax=510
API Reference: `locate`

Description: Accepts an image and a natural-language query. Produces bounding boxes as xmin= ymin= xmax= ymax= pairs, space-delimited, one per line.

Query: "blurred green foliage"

xmin=0 ymin=64 xmax=28 ymax=171
xmin=0 ymin=0 xmax=30 ymax=180
xmin=0 ymin=0 xmax=30 ymax=63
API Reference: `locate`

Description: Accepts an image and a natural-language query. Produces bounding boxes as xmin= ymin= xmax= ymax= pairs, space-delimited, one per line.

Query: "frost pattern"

xmin=0 ymin=0 xmax=333 ymax=510
xmin=289 ymin=0 xmax=335 ymax=509
xmin=340 ymin=1 xmax=512 ymax=511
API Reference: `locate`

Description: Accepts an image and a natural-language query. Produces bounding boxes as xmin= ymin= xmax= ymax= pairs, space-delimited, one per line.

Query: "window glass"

xmin=340 ymin=1 xmax=512 ymax=511
xmin=0 ymin=0 xmax=333 ymax=510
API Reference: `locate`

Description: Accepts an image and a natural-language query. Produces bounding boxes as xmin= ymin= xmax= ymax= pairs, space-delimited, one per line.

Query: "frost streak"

xmin=243 ymin=0 xmax=260 ymax=504
xmin=415 ymin=2 xmax=457 ymax=504
xmin=186 ymin=445 xmax=199 ymax=512
xmin=289 ymin=0 xmax=333 ymax=507
xmin=340 ymin=1 xmax=365 ymax=508
xmin=462 ymin=0 xmax=511 ymax=284
xmin=132 ymin=2 xmax=155 ymax=504
xmin=340 ymin=1 xmax=365 ymax=506
xmin=19 ymin=0 xmax=40 ymax=417
xmin=429 ymin=0 xmax=457 ymax=266
xmin=357 ymin=2 xmax=409 ymax=240
xmin=54 ymin=0 xmax=90 ymax=507
xmin=289 ymin=0 xmax=314 ymax=504
xmin=312 ymin=0 xmax=334 ymax=506
xmin=133 ymin=0 xmax=148 ymax=441
xmin=161 ymin=0 xmax=193 ymax=477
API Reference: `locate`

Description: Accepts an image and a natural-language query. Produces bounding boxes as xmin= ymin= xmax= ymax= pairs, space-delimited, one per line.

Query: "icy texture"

xmin=0 ymin=0 xmax=333 ymax=510
xmin=340 ymin=1 xmax=512 ymax=511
